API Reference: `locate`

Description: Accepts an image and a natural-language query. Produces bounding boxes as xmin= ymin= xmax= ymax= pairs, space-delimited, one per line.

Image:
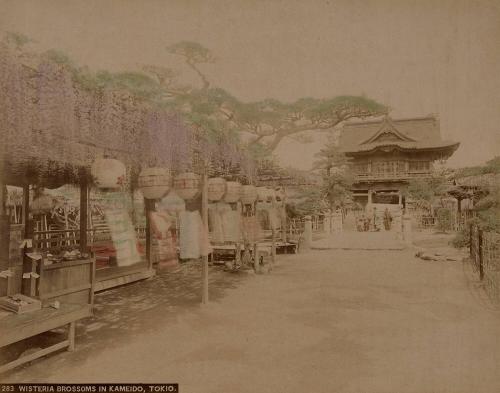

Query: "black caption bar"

xmin=0 ymin=384 xmax=178 ymax=393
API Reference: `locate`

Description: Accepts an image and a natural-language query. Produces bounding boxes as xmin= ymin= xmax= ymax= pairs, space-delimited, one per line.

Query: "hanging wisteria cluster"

xmin=0 ymin=33 xmax=257 ymax=187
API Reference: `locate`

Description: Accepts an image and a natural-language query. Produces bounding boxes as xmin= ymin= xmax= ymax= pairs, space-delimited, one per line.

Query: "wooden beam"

xmin=79 ymin=179 xmax=88 ymax=253
xmin=0 ymin=340 xmax=70 ymax=374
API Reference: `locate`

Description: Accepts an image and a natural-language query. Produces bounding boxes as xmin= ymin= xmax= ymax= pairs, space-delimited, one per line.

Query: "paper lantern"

xmin=224 ymin=181 xmax=242 ymax=203
xmin=256 ymin=187 xmax=268 ymax=202
xmin=138 ymin=167 xmax=171 ymax=200
xmin=91 ymin=158 xmax=126 ymax=189
xmin=173 ymin=172 xmax=200 ymax=200
xmin=274 ymin=187 xmax=286 ymax=205
xmin=208 ymin=177 xmax=227 ymax=202
xmin=31 ymin=194 xmax=54 ymax=214
xmin=160 ymin=191 xmax=186 ymax=213
xmin=241 ymin=185 xmax=258 ymax=205
xmin=257 ymin=187 xmax=275 ymax=203
xmin=266 ymin=188 xmax=276 ymax=203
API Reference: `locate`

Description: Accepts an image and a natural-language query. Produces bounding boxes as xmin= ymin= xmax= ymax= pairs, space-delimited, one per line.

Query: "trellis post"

xmin=79 ymin=178 xmax=88 ymax=253
xmin=201 ymin=171 xmax=209 ymax=304
xmin=478 ymin=229 xmax=484 ymax=281
xmin=469 ymin=222 xmax=473 ymax=258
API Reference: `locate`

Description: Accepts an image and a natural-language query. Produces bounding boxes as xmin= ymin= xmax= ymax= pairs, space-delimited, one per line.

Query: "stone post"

xmin=334 ymin=211 xmax=343 ymax=233
xmin=324 ymin=209 xmax=331 ymax=235
xmin=302 ymin=215 xmax=312 ymax=251
xmin=402 ymin=212 xmax=412 ymax=246
xmin=394 ymin=206 xmax=403 ymax=240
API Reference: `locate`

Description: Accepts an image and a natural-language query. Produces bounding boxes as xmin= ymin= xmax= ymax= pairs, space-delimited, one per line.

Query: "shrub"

xmin=451 ymin=228 xmax=469 ymax=248
xmin=436 ymin=208 xmax=452 ymax=232
xmin=451 ymin=217 xmax=481 ymax=249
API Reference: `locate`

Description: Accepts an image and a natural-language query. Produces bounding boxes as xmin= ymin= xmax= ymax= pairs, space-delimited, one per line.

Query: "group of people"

xmin=356 ymin=207 xmax=394 ymax=232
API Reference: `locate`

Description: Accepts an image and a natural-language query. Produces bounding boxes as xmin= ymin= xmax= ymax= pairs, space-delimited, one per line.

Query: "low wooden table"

xmin=0 ymin=303 xmax=92 ymax=374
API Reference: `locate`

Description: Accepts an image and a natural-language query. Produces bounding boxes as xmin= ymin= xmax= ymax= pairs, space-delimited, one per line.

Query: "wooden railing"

xmin=356 ymin=171 xmax=431 ymax=181
xmin=33 ymin=227 xmax=146 ymax=252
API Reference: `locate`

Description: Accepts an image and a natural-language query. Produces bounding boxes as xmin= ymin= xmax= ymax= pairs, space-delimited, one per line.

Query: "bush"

xmin=451 ymin=217 xmax=481 ymax=249
xmin=436 ymin=208 xmax=452 ymax=232
xmin=451 ymin=228 xmax=469 ymax=248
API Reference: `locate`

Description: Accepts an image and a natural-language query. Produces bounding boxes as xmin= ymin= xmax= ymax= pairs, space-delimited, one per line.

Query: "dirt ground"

xmin=2 ymin=232 xmax=500 ymax=393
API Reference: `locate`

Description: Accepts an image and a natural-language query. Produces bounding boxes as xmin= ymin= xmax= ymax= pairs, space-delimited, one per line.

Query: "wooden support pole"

xmin=201 ymin=172 xmax=209 ymax=304
xmin=68 ymin=321 xmax=76 ymax=352
xmin=145 ymin=198 xmax=155 ymax=270
xmin=235 ymin=242 xmax=241 ymax=268
xmin=478 ymin=229 xmax=484 ymax=281
xmin=0 ymin=165 xmax=10 ymax=296
xmin=271 ymin=227 xmax=276 ymax=265
xmin=253 ymin=242 xmax=259 ymax=273
xmin=21 ymin=184 xmax=35 ymax=297
xmin=79 ymin=179 xmax=88 ymax=253
xmin=253 ymin=200 xmax=259 ymax=273
xmin=469 ymin=222 xmax=473 ymax=258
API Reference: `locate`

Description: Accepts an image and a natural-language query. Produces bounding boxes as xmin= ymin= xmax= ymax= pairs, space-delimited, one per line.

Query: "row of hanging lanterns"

xmin=90 ymin=158 xmax=286 ymax=204
xmin=208 ymin=179 xmax=285 ymax=205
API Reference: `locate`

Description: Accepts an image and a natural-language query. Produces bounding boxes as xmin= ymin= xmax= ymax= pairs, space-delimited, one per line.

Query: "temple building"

xmin=338 ymin=115 xmax=459 ymax=210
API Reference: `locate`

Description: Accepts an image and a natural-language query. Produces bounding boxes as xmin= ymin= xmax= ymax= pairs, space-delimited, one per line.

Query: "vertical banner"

xmin=101 ymin=190 xmax=141 ymax=267
xmin=149 ymin=210 xmax=178 ymax=267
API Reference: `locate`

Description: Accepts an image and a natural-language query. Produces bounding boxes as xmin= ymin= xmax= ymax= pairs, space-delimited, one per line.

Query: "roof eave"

xmin=342 ymin=142 xmax=460 ymax=157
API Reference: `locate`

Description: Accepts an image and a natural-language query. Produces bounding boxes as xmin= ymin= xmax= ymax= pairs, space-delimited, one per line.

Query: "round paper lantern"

xmin=208 ymin=177 xmax=226 ymax=202
xmin=266 ymin=188 xmax=276 ymax=203
xmin=257 ymin=187 xmax=275 ymax=203
xmin=160 ymin=190 xmax=186 ymax=213
xmin=241 ymin=185 xmax=258 ymax=205
xmin=274 ymin=187 xmax=286 ymax=205
xmin=173 ymin=172 xmax=200 ymax=200
xmin=224 ymin=181 xmax=242 ymax=203
xmin=256 ymin=187 xmax=268 ymax=202
xmin=91 ymin=158 xmax=126 ymax=189
xmin=44 ymin=179 xmax=66 ymax=190
xmin=31 ymin=194 xmax=54 ymax=214
xmin=138 ymin=167 xmax=171 ymax=200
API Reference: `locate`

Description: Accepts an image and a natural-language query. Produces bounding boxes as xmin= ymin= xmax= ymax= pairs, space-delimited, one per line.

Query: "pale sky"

xmin=1 ymin=0 xmax=499 ymax=170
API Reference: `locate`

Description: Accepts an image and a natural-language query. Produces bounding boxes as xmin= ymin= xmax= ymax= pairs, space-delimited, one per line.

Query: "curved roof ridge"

xmin=360 ymin=115 xmax=417 ymax=144
xmin=344 ymin=114 xmax=438 ymax=127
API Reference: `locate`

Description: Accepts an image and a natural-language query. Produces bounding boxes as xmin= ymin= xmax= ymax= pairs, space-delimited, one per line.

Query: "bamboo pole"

xmin=201 ymin=172 xmax=209 ymax=304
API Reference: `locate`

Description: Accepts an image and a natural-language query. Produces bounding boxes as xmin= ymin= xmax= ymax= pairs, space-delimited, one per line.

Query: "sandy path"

xmin=3 ymin=247 xmax=500 ymax=393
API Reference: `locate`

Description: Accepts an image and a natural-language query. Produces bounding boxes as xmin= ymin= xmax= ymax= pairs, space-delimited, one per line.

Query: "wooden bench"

xmin=0 ymin=256 xmax=95 ymax=374
xmin=0 ymin=303 xmax=92 ymax=374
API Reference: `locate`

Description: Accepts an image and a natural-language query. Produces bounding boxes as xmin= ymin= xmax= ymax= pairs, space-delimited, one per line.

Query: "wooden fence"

xmin=416 ymin=209 xmax=475 ymax=231
xmin=469 ymin=223 xmax=500 ymax=301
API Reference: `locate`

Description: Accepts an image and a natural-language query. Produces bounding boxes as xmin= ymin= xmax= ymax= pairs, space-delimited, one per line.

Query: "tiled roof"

xmin=339 ymin=115 xmax=459 ymax=154
xmin=454 ymin=173 xmax=500 ymax=189
xmin=347 ymin=140 xmax=460 ymax=153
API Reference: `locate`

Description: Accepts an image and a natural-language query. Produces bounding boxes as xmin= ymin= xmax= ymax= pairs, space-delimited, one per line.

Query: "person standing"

xmin=383 ymin=208 xmax=393 ymax=231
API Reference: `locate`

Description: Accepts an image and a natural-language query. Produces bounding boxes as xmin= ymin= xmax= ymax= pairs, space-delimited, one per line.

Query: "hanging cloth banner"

xmin=149 ymin=210 xmax=178 ymax=266
xmin=208 ymin=203 xmax=225 ymax=244
xmin=220 ymin=207 xmax=241 ymax=243
xmin=242 ymin=215 xmax=260 ymax=243
xmin=101 ymin=191 xmax=141 ymax=267
xmin=256 ymin=206 xmax=281 ymax=231
xmin=179 ymin=211 xmax=212 ymax=259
